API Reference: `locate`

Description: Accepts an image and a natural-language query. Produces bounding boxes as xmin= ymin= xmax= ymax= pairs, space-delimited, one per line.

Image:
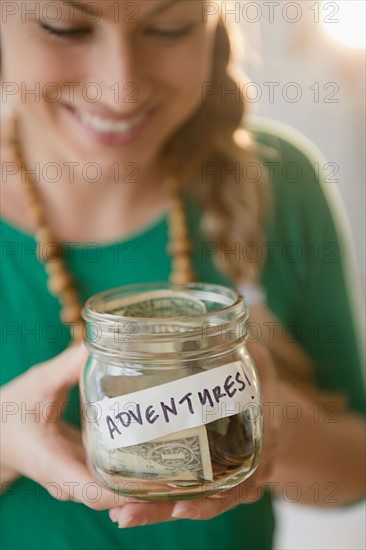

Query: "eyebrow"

xmin=61 ymin=0 xmax=181 ymax=19
xmin=146 ymin=0 xmax=180 ymax=18
xmin=61 ymin=1 xmax=100 ymax=17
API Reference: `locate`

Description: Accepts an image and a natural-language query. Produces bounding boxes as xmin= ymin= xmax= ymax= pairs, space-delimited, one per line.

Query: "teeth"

xmin=79 ymin=110 xmax=146 ymax=134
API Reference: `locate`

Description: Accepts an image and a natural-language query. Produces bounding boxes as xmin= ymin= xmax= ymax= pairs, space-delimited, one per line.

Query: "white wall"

xmin=273 ymin=500 xmax=366 ymax=550
xmin=233 ymin=2 xmax=365 ymax=548
xmin=239 ymin=1 xmax=365 ymax=288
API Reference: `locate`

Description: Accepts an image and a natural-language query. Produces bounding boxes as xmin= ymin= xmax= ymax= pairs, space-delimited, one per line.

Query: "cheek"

xmin=1 ymin=29 xmax=77 ymax=109
xmin=22 ymin=46 xmax=80 ymax=89
xmin=160 ymin=36 xmax=215 ymax=105
xmin=2 ymin=18 xmax=88 ymax=94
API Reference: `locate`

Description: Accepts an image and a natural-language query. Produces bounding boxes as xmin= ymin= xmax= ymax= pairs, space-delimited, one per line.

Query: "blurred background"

xmin=232 ymin=0 xmax=365 ymax=548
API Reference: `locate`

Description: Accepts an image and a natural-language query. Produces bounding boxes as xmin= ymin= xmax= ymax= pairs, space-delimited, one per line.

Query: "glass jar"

xmin=80 ymin=281 xmax=263 ymax=501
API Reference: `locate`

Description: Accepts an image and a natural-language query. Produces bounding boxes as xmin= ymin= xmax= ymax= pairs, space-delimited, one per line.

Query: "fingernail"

xmin=171 ymin=506 xmax=200 ymax=520
xmin=109 ymin=509 xmax=120 ymax=523
xmin=118 ymin=516 xmax=148 ymax=528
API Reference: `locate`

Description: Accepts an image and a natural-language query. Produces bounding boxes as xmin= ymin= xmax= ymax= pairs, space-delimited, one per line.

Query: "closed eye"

xmin=40 ymin=22 xmax=91 ymax=39
xmin=146 ymin=25 xmax=196 ymax=40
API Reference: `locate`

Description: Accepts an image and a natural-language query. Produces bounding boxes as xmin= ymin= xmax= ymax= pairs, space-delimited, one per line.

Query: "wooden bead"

xmin=37 ymin=241 xmax=62 ymax=262
xmin=71 ymin=321 xmax=85 ymax=343
xmin=45 ymin=260 xmax=66 ymax=277
xmin=169 ymin=211 xmax=185 ymax=226
xmin=26 ymin=190 xmax=41 ymax=205
xmin=169 ymin=225 xmax=186 ymax=240
xmin=29 ymin=203 xmax=44 ymax=226
xmin=22 ymin=177 xmax=36 ymax=192
xmin=63 ymin=289 xmax=80 ymax=305
xmin=167 ymin=240 xmax=192 ymax=256
xmin=171 ymin=269 xmax=196 ymax=283
xmin=61 ymin=304 xmax=82 ymax=324
xmin=35 ymin=225 xmax=55 ymax=244
xmin=35 ymin=224 xmax=61 ymax=260
xmin=172 ymin=256 xmax=193 ymax=274
xmin=170 ymin=230 xmax=187 ymax=245
xmin=169 ymin=213 xmax=185 ymax=223
xmin=47 ymin=273 xmax=74 ymax=295
xmin=24 ymin=181 xmax=39 ymax=195
xmin=168 ymin=223 xmax=188 ymax=238
xmin=172 ymin=253 xmax=190 ymax=266
xmin=169 ymin=199 xmax=185 ymax=212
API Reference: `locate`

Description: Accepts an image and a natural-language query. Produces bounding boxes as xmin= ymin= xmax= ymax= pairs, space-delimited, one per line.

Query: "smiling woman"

xmin=0 ymin=1 xmax=365 ymax=549
xmin=2 ymin=0 xmax=218 ymax=179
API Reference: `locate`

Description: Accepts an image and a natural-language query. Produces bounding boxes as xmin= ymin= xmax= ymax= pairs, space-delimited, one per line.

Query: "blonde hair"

xmin=161 ymin=20 xmax=346 ymax=407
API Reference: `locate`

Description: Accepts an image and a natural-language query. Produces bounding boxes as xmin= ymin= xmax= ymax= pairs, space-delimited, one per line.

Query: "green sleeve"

xmin=253 ymin=119 xmax=365 ymax=416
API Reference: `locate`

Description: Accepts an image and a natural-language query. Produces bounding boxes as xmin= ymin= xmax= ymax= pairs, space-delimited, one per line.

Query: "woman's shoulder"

xmin=247 ymin=116 xmax=346 ymax=229
xmin=248 ymin=116 xmax=331 ymax=192
xmin=247 ymin=115 xmax=328 ymax=170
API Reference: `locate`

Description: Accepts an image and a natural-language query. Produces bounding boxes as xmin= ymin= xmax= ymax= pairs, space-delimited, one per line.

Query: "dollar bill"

xmin=89 ymin=425 xmax=213 ymax=482
xmin=85 ymin=291 xmax=213 ymax=482
xmin=105 ymin=289 xmax=207 ymax=318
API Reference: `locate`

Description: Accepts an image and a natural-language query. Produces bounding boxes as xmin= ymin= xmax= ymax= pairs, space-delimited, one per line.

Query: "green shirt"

xmin=1 ymin=120 xmax=364 ymax=550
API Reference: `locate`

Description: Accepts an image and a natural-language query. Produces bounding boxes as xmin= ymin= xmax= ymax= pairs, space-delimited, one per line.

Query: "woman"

xmin=1 ymin=1 xmax=365 ymax=549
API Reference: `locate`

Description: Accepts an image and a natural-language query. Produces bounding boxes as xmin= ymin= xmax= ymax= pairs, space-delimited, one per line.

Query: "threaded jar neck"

xmin=82 ymin=282 xmax=249 ymax=365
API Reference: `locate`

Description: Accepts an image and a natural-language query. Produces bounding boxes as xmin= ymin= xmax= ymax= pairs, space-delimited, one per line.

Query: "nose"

xmin=93 ymin=34 xmax=151 ymax=112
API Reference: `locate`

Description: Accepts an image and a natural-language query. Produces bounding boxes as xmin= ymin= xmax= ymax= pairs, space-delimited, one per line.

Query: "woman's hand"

xmin=0 ymin=344 xmax=133 ymax=510
xmin=108 ymin=342 xmax=283 ymax=528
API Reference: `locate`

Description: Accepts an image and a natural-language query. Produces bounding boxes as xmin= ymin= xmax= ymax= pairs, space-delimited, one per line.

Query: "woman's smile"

xmin=64 ymin=103 xmax=157 ymax=147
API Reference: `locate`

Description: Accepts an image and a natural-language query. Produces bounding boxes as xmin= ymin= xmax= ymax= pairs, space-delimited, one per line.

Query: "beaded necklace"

xmin=10 ymin=116 xmax=196 ymax=343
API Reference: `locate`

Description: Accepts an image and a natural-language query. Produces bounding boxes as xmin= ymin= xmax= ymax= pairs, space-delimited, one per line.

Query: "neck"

xmin=1 ymin=111 xmax=195 ymax=342
xmin=15 ymin=115 xmax=174 ymax=244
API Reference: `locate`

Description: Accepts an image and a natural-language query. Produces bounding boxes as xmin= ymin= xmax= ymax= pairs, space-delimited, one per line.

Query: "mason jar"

xmin=80 ymin=281 xmax=263 ymax=501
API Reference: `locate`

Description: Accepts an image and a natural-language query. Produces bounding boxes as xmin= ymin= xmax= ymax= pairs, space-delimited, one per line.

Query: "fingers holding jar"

xmin=108 ymin=474 xmax=266 ymax=527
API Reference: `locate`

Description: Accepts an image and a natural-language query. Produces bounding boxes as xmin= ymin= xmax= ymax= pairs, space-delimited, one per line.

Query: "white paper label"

xmin=90 ymin=361 xmax=259 ymax=450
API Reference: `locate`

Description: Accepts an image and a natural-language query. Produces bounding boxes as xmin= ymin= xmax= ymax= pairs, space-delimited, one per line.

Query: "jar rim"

xmin=82 ymin=281 xmax=246 ymax=324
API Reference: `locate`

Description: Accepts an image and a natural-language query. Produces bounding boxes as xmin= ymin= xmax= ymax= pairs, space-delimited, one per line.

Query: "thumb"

xmin=38 ymin=343 xmax=89 ymax=393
